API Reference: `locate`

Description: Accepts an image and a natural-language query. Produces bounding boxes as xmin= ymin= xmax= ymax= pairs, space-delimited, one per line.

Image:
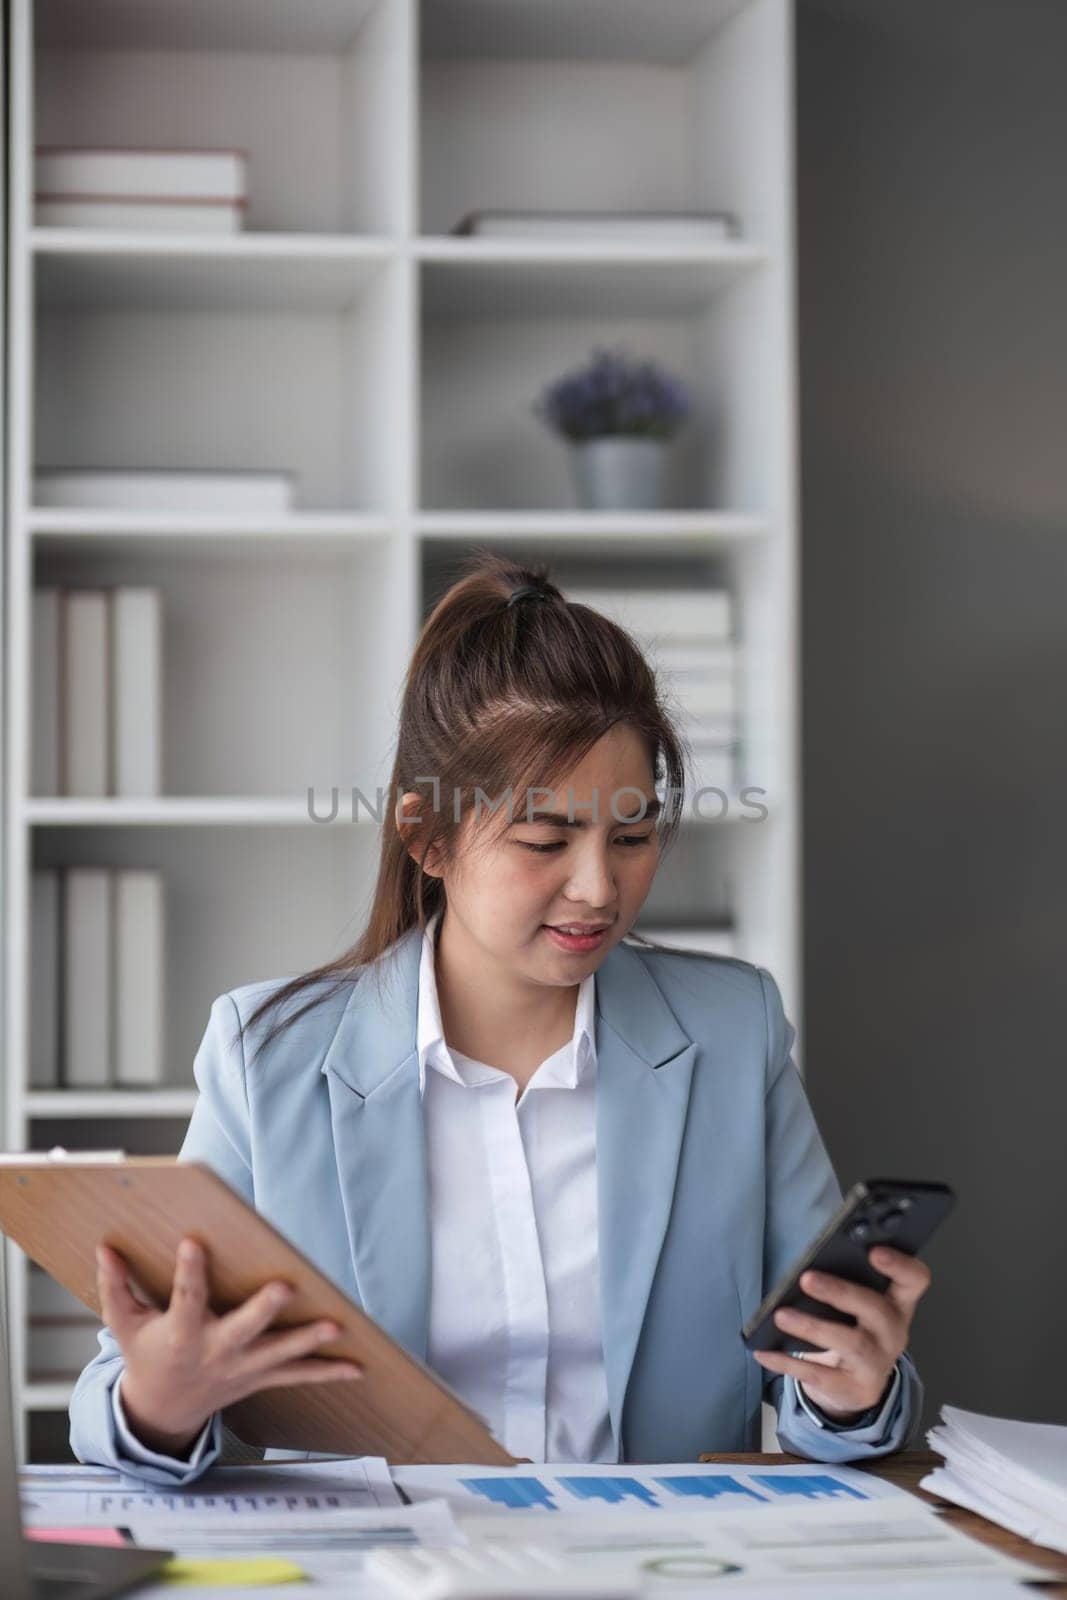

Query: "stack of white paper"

xmin=923 ymin=1405 xmax=1067 ymax=1555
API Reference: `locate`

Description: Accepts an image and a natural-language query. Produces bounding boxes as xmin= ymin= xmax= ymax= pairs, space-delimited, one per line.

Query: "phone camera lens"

xmin=875 ymin=1204 xmax=906 ymax=1233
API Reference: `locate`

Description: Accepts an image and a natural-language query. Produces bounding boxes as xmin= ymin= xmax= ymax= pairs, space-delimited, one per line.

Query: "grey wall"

xmin=797 ymin=0 xmax=1067 ymax=1426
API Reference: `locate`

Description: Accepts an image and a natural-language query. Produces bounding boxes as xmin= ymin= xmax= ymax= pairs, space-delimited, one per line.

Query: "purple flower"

xmin=533 ymin=346 xmax=691 ymax=442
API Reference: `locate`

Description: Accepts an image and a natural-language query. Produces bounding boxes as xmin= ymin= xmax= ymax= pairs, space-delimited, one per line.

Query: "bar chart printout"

xmin=393 ymin=1463 xmax=898 ymax=1514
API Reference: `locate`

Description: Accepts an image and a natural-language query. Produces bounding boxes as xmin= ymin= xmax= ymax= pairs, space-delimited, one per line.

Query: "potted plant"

xmin=533 ymin=345 xmax=690 ymax=511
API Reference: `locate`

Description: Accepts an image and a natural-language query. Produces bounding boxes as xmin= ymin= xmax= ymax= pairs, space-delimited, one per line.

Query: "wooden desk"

xmin=699 ymin=1450 xmax=1067 ymax=1594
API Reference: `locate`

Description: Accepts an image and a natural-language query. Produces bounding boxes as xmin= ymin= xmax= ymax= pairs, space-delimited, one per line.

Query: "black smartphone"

xmin=742 ymin=1178 xmax=956 ymax=1354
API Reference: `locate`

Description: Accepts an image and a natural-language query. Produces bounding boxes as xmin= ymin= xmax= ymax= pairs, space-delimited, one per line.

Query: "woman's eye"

xmin=519 ymin=834 xmax=653 ymax=854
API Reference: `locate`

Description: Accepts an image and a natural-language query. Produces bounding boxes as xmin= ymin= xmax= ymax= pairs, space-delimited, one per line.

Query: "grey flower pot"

xmin=568 ymin=436 xmax=667 ymax=511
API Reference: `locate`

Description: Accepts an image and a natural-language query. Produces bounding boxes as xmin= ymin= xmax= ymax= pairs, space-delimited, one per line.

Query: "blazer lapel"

xmin=594 ymin=941 xmax=698 ymax=1456
xmin=318 ymin=924 xmax=431 ymax=1362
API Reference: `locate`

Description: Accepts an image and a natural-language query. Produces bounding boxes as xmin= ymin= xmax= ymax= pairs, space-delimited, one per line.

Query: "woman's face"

xmin=438 ymin=724 xmax=662 ymax=985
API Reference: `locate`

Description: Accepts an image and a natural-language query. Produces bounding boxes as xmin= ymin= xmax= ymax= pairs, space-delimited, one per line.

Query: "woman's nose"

xmin=565 ymin=846 xmax=617 ymax=906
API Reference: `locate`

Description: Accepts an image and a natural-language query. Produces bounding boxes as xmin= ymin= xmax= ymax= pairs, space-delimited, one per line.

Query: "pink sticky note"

xmin=27 ymin=1527 xmax=129 ymax=1547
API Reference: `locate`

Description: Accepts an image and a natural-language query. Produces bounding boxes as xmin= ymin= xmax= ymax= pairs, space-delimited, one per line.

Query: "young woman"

xmin=70 ymin=553 xmax=930 ymax=1486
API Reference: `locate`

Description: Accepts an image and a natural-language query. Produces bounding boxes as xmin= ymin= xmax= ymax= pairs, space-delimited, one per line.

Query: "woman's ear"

xmin=396 ymin=790 xmax=442 ymax=878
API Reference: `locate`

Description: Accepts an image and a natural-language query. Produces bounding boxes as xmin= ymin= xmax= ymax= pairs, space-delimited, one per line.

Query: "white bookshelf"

xmin=3 ymin=0 xmax=800 ymax=1460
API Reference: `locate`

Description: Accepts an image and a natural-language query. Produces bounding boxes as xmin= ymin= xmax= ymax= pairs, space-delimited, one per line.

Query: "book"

xmin=686 ymin=745 xmax=735 ymax=795
xmin=28 ymin=1319 xmax=105 ymax=1377
xmin=632 ymin=924 xmax=736 ymax=958
xmin=29 ymin=1264 xmax=92 ymax=1319
xmin=649 ymin=640 xmax=735 ymax=675
xmin=30 ymin=870 xmax=61 ymax=1090
xmin=35 ymin=198 xmax=243 ymax=233
xmin=670 ymin=677 xmax=737 ymax=720
xmin=34 ymin=146 xmax=247 ymax=202
xmin=35 ymin=469 xmax=296 ymax=513
xmin=451 ymin=209 xmax=739 ymax=242
xmin=32 ymin=588 xmax=61 ymax=795
xmin=114 ymin=870 xmax=166 ymax=1088
xmin=566 ymin=586 xmax=733 ymax=641
xmin=111 ymin=588 xmax=162 ymax=797
xmin=61 ymin=590 xmax=109 ymax=797
xmin=62 ymin=868 xmax=112 ymax=1088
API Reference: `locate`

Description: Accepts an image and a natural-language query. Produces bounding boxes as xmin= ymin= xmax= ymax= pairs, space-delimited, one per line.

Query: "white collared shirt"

xmin=419 ymin=909 xmax=616 ymax=1464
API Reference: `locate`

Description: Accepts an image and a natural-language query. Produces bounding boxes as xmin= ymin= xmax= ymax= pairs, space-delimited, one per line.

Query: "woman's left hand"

xmin=752 ymin=1245 xmax=931 ymax=1422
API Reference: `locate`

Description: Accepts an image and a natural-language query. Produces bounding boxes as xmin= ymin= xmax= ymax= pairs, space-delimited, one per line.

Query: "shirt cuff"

xmin=110 ymin=1373 xmax=216 ymax=1472
xmin=794 ymin=1362 xmax=902 ymax=1434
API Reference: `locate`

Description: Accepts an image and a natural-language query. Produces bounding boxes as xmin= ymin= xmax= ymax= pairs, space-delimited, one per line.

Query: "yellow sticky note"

xmin=159 ymin=1555 xmax=307 ymax=1587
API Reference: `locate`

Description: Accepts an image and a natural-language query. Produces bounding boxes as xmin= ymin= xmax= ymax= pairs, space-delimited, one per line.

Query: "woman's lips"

xmin=542 ymin=924 xmax=610 ymax=953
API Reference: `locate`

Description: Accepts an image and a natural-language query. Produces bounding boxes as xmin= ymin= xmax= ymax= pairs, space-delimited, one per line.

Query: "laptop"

xmin=1 ymin=1322 xmax=171 ymax=1599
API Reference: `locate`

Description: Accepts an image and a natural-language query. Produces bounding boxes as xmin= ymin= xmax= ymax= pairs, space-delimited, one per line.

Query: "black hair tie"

xmin=505 ymin=584 xmax=551 ymax=609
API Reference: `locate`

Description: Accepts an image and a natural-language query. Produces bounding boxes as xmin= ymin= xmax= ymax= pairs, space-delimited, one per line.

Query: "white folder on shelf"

xmin=30 ymin=869 xmax=61 ymax=1090
xmin=114 ymin=868 xmax=166 ymax=1087
xmin=32 ymin=588 xmax=61 ymax=795
xmin=62 ymin=867 xmax=113 ymax=1088
xmin=111 ymin=587 xmax=163 ymax=797
xmin=61 ymin=590 xmax=110 ymax=797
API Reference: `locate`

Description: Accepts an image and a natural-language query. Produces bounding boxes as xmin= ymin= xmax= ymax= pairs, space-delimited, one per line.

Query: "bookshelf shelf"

xmin=419 ymin=251 xmax=764 ymax=320
xmin=416 ymin=511 xmax=769 ymax=549
xmin=34 ymin=232 xmax=396 ymax=314
xmin=25 ymin=1090 xmax=199 ymax=1118
xmin=24 ymin=798 xmax=379 ymax=827
xmin=5 ymin=0 xmax=800 ymax=1461
xmin=31 ymin=510 xmax=394 ymax=560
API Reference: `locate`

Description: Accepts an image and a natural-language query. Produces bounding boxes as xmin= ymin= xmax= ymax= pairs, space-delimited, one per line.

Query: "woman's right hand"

xmin=95 ymin=1236 xmax=363 ymax=1457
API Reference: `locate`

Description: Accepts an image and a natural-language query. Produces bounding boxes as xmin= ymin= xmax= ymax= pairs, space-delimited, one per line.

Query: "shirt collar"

xmin=416 ymin=909 xmax=596 ymax=1095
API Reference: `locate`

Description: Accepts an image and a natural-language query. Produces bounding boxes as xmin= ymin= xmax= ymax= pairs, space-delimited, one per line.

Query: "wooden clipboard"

xmin=0 ymin=1154 xmax=515 ymax=1464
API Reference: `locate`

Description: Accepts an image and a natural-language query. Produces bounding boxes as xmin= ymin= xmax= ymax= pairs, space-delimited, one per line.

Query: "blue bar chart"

xmin=750 ymin=1474 xmax=867 ymax=1501
xmin=455 ymin=1470 xmax=874 ymax=1512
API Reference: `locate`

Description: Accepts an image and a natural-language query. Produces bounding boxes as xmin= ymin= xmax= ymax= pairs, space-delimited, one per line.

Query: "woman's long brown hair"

xmin=233 ymin=549 xmax=703 ymax=1063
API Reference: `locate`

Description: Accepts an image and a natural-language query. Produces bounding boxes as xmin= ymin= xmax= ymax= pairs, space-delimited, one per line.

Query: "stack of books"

xmin=34 ymin=586 xmax=163 ymax=799
xmin=34 ymin=146 xmax=248 ymax=233
xmin=32 ymin=865 xmax=166 ymax=1090
xmin=28 ymin=1263 xmax=104 ymax=1380
xmin=34 ymin=468 xmax=296 ymax=513
xmin=631 ymin=923 xmax=736 ymax=958
xmin=565 ymin=584 xmax=738 ymax=794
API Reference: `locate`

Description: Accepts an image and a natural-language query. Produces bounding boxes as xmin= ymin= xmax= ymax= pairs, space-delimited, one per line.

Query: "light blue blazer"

xmin=69 ymin=929 xmax=922 ymax=1483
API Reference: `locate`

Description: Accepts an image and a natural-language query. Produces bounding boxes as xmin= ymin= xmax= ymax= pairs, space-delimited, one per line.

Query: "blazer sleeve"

xmin=755 ymin=966 xmax=924 ymax=1462
xmin=67 ymin=992 xmax=254 ymax=1486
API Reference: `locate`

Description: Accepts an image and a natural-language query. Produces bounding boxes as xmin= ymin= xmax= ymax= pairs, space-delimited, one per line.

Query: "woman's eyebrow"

xmin=514 ymin=797 xmax=662 ymax=827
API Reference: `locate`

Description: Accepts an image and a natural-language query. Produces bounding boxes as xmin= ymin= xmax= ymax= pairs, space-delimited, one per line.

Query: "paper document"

xmin=19 ymin=1455 xmax=399 ymax=1527
xmin=123 ymin=1501 xmax=458 ymax=1589
xmin=455 ymin=1500 xmax=1047 ymax=1588
xmin=392 ymin=1460 xmax=910 ymax=1514
xmin=923 ymin=1404 xmax=1067 ymax=1556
